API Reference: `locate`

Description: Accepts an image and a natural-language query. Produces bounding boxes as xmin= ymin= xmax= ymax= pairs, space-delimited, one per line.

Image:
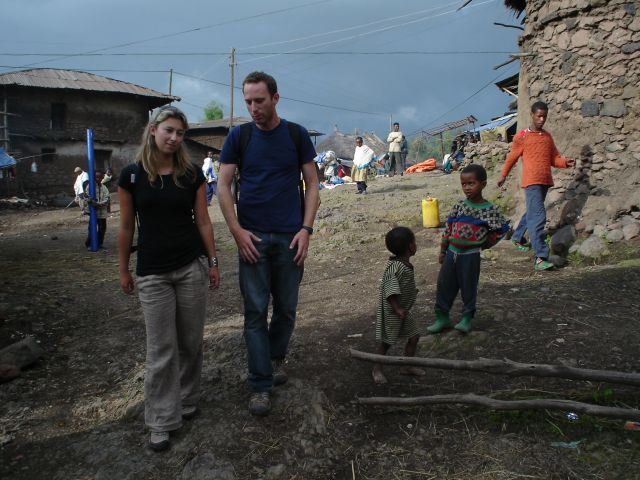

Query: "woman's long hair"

xmin=135 ymin=105 xmax=196 ymax=187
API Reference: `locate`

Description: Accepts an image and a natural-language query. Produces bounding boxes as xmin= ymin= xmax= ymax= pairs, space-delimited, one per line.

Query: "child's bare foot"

xmin=399 ymin=366 xmax=426 ymax=377
xmin=372 ymin=367 xmax=388 ymax=384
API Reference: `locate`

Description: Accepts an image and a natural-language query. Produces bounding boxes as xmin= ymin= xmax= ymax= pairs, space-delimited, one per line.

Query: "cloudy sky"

xmin=2 ymin=0 xmax=521 ymax=140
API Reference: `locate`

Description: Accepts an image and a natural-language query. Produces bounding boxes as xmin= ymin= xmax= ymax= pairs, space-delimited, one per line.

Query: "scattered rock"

xmin=622 ymin=222 xmax=640 ymax=240
xmin=578 ymin=235 xmax=606 ymax=258
xmin=606 ymin=229 xmax=625 ymax=243
xmin=180 ymin=453 xmax=236 ymax=480
xmin=550 ymin=225 xmax=576 ymax=255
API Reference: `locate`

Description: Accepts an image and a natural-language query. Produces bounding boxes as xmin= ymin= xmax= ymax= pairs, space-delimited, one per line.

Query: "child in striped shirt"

xmin=372 ymin=227 xmax=425 ymax=385
xmin=427 ymin=164 xmax=509 ymax=334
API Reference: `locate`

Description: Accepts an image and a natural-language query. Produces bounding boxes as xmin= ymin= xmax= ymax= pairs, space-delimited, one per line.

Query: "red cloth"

xmin=501 ymin=129 xmax=568 ymax=187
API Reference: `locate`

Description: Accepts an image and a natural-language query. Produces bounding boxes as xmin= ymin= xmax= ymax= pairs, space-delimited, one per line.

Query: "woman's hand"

xmin=120 ymin=270 xmax=135 ymax=295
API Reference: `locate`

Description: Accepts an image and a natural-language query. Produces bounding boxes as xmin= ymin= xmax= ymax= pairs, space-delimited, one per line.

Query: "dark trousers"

xmin=238 ymin=232 xmax=304 ymax=392
xmin=85 ymin=218 xmax=106 ymax=247
xmin=356 ymin=181 xmax=367 ymax=192
xmin=388 ymin=152 xmax=403 ymax=176
xmin=435 ymin=249 xmax=481 ymax=318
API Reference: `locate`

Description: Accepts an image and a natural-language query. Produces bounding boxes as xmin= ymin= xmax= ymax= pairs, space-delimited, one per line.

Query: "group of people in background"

xmin=66 ymin=67 xmax=573 ymax=452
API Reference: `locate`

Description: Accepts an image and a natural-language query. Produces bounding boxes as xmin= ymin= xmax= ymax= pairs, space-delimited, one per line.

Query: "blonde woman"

xmin=117 ymin=105 xmax=220 ymax=451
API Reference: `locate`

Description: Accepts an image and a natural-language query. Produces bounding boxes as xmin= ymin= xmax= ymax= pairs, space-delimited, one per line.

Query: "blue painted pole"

xmin=86 ymin=129 xmax=98 ymax=252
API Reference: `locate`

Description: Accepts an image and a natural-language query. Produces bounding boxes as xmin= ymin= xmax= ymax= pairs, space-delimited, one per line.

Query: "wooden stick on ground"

xmin=357 ymin=394 xmax=640 ymax=421
xmin=349 ymin=349 xmax=640 ymax=387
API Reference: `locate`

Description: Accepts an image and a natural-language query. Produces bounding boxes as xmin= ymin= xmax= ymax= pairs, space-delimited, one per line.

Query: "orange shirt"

xmin=501 ymin=129 xmax=568 ymax=187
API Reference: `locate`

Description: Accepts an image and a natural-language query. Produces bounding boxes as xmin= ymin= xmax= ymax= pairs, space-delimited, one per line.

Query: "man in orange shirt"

xmin=498 ymin=101 xmax=575 ymax=271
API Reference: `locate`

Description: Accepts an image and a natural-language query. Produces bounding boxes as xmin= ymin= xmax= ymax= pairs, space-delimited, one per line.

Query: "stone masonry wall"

xmin=516 ymin=0 xmax=639 ymax=233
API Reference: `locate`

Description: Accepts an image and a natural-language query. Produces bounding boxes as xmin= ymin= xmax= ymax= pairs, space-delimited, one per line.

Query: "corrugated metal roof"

xmin=0 ymin=68 xmax=178 ymax=101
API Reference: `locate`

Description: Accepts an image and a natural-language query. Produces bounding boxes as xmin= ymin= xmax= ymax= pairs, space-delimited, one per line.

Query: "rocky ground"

xmin=1 ymin=169 xmax=639 ymax=480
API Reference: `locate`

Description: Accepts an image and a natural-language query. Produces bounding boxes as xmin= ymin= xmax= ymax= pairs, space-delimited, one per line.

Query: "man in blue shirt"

xmin=218 ymin=71 xmax=319 ymax=416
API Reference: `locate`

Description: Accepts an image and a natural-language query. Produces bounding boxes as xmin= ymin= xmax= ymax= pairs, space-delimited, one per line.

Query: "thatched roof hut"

xmin=316 ymin=130 xmax=387 ymax=161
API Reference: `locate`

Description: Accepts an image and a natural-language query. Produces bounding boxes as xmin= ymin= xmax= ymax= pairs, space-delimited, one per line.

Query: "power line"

xmin=0 ymin=50 xmax=515 ymax=57
xmin=240 ymin=0 xmax=461 ymax=50
xmin=238 ymin=0 xmax=497 ymax=65
xmin=172 ymin=71 xmax=385 ymax=116
xmin=6 ymin=0 xmax=332 ymax=70
xmin=407 ymin=64 xmax=519 ymax=137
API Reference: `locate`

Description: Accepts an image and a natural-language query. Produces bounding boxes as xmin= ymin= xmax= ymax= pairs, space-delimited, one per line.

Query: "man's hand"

xmin=290 ymin=229 xmax=310 ymax=266
xmin=566 ymin=158 xmax=576 ymax=168
xmin=208 ymin=267 xmax=220 ymax=289
xmin=497 ymin=176 xmax=507 ymax=188
xmin=232 ymin=228 xmax=261 ymax=264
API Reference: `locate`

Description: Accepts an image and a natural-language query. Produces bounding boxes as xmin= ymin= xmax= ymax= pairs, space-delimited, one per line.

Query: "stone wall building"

xmin=0 ymin=69 xmax=177 ymax=195
xmin=507 ymin=0 xmax=640 ymax=231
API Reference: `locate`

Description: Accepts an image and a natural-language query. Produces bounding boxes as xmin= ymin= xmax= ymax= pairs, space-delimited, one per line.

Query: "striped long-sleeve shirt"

xmin=441 ymin=199 xmax=510 ymax=254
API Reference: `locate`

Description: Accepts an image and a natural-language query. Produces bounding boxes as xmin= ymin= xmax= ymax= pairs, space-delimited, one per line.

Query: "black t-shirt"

xmin=118 ymin=163 xmax=206 ymax=276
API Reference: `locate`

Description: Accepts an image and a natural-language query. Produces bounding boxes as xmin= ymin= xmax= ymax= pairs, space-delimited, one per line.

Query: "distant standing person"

xmin=202 ymin=151 xmax=217 ymax=205
xmin=400 ymin=135 xmax=408 ymax=172
xmin=73 ymin=166 xmax=89 ymax=211
xmin=217 ymin=71 xmax=319 ymax=417
xmin=84 ymin=169 xmax=110 ymax=250
xmin=427 ymin=164 xmax=509 ymax=334
xmin=352 ymin=136 xmax=374 ymax=194
xmin=371 ymin=226 xmax=425 ymax=384
xmin=118 ymin=105 xmax=220 ymax=451
xmin=386 ymin=122 xmax=404 ymax=176
xmin=498 ymin=101 xmax=575 ymax=271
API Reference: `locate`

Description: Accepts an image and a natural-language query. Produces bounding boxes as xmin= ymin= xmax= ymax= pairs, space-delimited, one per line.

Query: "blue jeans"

xmin=512 ymin=185 xmax=550 ymax=259
xmin=435 ymin=250 xmax=481 ymax=318
xmin=239 ymin=232 xmax=304 ymax=392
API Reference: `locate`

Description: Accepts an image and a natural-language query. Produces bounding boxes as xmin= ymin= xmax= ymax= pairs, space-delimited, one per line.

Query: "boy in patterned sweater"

xmin=427 ymin=165 xmax=509 ymax=334
xmin=498 ymin=101 xmax=575 ymax=271
xmin=372 ymin=227 xmax=425 ymax=384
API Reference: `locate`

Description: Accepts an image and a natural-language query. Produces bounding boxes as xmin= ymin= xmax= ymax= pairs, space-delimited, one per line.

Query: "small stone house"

xmin=0 ymin=68 xmax=178 ymax=194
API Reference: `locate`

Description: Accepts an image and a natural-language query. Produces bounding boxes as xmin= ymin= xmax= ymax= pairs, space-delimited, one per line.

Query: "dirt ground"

xmin=1 ymin=170 xmax=639 ymax=480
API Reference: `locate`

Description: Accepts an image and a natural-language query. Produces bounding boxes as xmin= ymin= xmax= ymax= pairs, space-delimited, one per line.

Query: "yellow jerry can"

xmin=422 ymin=197 xmax=440 ymax=228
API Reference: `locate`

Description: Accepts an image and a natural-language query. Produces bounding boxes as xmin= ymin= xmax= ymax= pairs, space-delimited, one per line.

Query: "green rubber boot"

xmin=427 ymin=310 xmax=452 ymax=334
xmin=454 ymin=314 xmax=473 ymax=333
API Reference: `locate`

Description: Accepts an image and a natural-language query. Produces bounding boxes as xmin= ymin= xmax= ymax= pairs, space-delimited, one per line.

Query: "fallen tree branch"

xmin=357 ymin=394 xmax=640 ymax=421
xmin=349 ymin=349 xmax=640 ymax=387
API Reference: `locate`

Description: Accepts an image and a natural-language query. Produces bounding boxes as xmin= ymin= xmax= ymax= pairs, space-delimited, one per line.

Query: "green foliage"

xmin=203 ymin=100 xmax=224 ymax=121
xmin=489 ymin=192 xmax=516 ymax=216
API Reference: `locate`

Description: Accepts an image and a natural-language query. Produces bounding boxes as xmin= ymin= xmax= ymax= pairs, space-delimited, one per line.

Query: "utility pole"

xmin=389 ymin=114 xmax=393 ymax=132
xmin=229 ymin=48 xmax=236 ymax=129
xmin=168 ymin=68 xmax=173 ymax=98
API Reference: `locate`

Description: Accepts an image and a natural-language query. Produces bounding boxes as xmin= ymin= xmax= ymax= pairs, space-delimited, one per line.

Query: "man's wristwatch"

xmin=301 ymin=225 xmax=314 ymax=235
xmin=208 ymin=256 xmax=218 ymax=268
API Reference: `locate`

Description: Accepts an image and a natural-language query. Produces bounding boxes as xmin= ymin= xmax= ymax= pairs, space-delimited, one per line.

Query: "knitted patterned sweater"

xmin=441 ymin=199 xmax=510 ymax=254
xmin=501 ymin=129 xmax=568 ymax=188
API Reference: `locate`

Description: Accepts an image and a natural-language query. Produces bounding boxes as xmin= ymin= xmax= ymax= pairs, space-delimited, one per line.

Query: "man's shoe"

xmin=249 ymin=392 xmax=271 ymax=416
xmin=454 ymin=314 xmax=473 ymax=334
xmin=427 ymin=310 xmax=452 ymax=334
xmin=148 ymin=431 xmax=170 ymax=451
xmin=272 ymin=359 xmax=288 ymax=386
xmin=182 ymin=405 xmax=199 ymax=420
xmin=534 ymin=258 xmax=554 ymax=271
